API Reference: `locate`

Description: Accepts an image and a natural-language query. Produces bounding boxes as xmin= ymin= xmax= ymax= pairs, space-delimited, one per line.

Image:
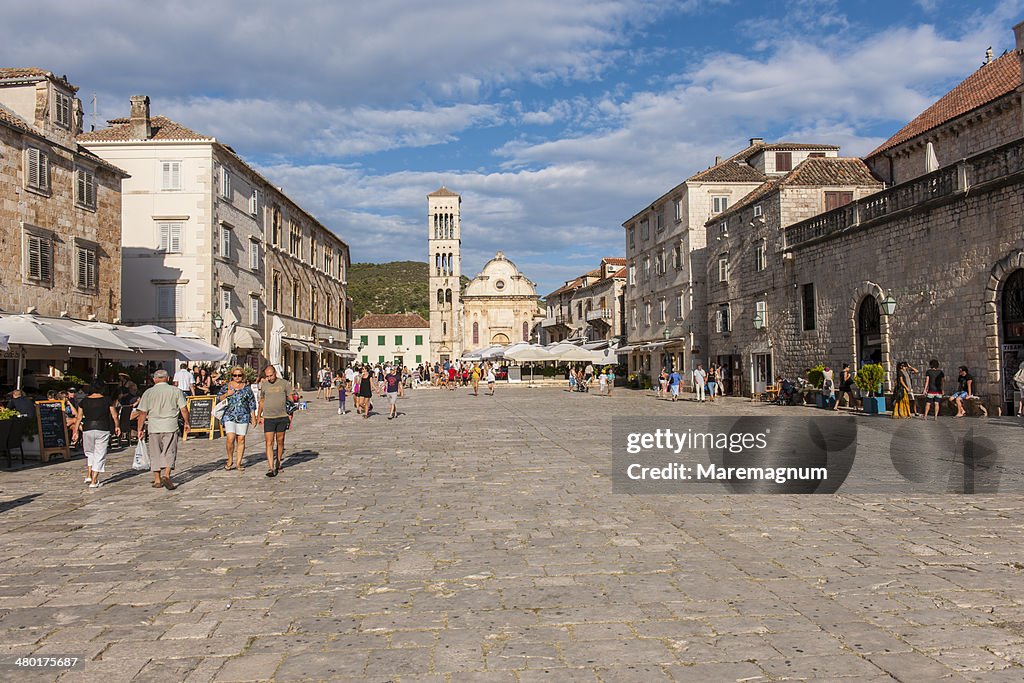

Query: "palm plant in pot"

xmin=855 ymin=363 xmax=887 ymax=414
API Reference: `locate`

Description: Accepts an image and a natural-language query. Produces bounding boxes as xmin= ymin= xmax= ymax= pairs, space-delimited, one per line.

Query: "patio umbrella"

xmin=504 ymin=344 xmax=555 ymax=384
xmin=268 ymin=315 xmax=286 ymax=376
xmin=0 ymin=315 xmax=133 ymax=351
xmin=128 ymin=325 xmax=229 ymax=362
xmin=0 ymin=333 xmax=8 ymax=352
xmin=217 ymin=309 xmax=238 ymax=360
xmin=547 ymin=343 xmax=600 ymax=363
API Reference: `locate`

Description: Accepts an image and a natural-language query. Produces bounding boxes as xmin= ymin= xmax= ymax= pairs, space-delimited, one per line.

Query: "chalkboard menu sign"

xmin=35 ymin=400 xmax=70 ymax=462
xmin=184 ymin=395 xmax=218 ymax=441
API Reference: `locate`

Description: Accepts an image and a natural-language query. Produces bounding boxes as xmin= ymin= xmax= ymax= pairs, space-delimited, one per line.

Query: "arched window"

xmin=523 ymin=321 xmax=529 ymax=342
xmin=447 ymin=253 xmax=453 ymax=274
xmin=473 ymin=321 xmax=479 ymax=345
xmin=437 ymin=289 xmax=444 ymax=304
xmin=435 ymin=253 xmax=440 ymax=274
xmin=445 ymin=289 xmax=452 ymax=303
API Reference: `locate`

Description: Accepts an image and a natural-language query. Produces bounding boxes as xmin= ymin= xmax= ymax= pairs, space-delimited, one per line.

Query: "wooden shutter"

xmin=26 ymin=148 xmax=48 ymax=190
xmin=775 ymin=152 xmax=792 ymax=172
xmin=161 ymin=161 xmax=180 ymax=190
xmin=824 ymin=191 xmax=854 ymax=212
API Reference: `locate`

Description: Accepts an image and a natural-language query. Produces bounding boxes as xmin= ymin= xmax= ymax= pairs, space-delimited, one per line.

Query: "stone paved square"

xmin=2 ymin=386 xmax=1024 ymax=681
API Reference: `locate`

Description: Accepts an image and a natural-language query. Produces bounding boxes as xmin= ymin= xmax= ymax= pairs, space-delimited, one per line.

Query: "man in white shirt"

xmin=692 ymin=364 xmax=706 ymax=402
xmin=172 ymin=363 xmax=194 ymax=396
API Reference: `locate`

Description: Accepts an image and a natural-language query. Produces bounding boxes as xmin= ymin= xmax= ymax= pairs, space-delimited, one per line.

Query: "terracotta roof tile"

xmin=427 ymin=186 xmax=460 ymax=197
xmin=78 ymin=115 xmax=213 ymax=142
xmin=547 ymin=277 xmax=583 ymax=298
xmin=352 ymin=313 xmax=429 ymax=329
xmin=689 ymin=161 xmax=766 ymax=182
xmin=0 ymin=67 xmax=78 ymax=92
xmin=0 ymin=103 xmax=127 ymax=176
xmin=868 ymin=51 xmax=1022 ymax=157
xmin=603 ymin=257 xmax=626 ymax=265
xmin=710 ymin=158 xmax=880 ymax=223
xmin=612 ymin=266 xmax=627 ymax=278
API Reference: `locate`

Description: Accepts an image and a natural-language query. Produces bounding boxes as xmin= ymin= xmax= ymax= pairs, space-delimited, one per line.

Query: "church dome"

xmin=464 ymin=251 xmax=538 ymax=297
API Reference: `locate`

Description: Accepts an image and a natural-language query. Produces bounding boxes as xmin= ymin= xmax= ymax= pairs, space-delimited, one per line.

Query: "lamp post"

xmin=880 ymin=292 xmax=897 ymax=315
xmin=753 ymin=314 xmax=764 ymax=330
xmin=212 ymin=311 xmax=223 ymax=342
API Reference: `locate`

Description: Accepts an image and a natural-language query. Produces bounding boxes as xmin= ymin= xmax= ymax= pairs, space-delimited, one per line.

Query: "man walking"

xmin=668 ymin=368 xmax=681 ymax=402
xmin=922 ymin=359 xmax=945 ymax=420
xmin=135 ymin=369 xmax=190 ymax=490
xmin=172 ymin=362 xmax=194 ymax=396
xmin=692 ymin=364 xmax=707 ymax=402
xmin=257 ymin=365 xmax=293 ymax=477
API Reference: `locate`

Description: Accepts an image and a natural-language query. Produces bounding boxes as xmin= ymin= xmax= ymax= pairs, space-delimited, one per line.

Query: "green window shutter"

xmin=377 ymin=335 xmax=385 ymax=345
xmin=395 ymin=335 xmax=403 ymax=345
xmin=361 ymin=355 xmax=368 ymax=364
xmin=415 ymin=355 xmax=422 ymax=363
xmin=360 ymin=335 xmax=368 ymax=345
xmin=415 ymin=335 xmax=423 ymax=345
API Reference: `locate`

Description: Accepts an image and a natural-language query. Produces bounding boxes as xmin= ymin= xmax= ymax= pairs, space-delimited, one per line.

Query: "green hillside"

xmin=349 ymin=261 xmax=469 ymax=320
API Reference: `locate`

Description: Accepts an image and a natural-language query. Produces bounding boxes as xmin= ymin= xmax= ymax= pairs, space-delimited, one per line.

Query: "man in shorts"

xmin=135 ymin=369 xmax=190 ymax=490
xmin=257 ymin=365 xmax=293 ymax=477
xmin=922 ymin=359 xmax=944 ymax=420
xmin=950 ymin=365 xmax=973 ymax=418
xmin=384 ymin=368 xmax=401 ymax=419
xmin=668 ymin=368 xmax=681 ymax=401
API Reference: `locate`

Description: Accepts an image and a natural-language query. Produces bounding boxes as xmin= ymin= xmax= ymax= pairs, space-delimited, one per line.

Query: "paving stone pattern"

xmin=2 ymin=387 xmax=1024 ymax=681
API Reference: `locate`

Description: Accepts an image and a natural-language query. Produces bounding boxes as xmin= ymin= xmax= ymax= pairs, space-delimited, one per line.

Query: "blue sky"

xmin=3 ymin=0 xmax=1022 ymax=294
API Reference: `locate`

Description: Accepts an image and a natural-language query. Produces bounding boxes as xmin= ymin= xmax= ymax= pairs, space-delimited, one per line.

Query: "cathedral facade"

xmin=427 ymin=187 xmax=541 ymax=362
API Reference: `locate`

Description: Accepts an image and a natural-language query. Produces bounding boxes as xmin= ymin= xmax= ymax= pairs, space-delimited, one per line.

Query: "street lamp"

xmin=753 ymin=314 xmax=764 ymax=329
xmin=663 ymin=327 xmax=671 ymax=341
xmin=212 ymin=312 xmax=223 ymax=331
xmin=880 ymin=292 xmax=897 ymax=315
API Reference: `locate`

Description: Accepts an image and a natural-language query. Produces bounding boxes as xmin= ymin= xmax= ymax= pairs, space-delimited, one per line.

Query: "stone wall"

xmin=0 ymin=124 xmax=122 ymax=321
xmin=784 ymin=176 xmax=1024 ymax=411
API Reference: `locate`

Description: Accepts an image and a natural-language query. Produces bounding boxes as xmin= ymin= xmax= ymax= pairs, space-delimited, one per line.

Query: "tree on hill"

xmin=348 ymin=261 xmax=469 ymax=321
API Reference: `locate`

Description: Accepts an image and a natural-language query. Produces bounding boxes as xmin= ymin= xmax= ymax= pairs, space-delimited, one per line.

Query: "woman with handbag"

xmin=216 ymin=366 xmax=257 ymax=471
xmin=72 ymin=381 xmax=120 ymax=488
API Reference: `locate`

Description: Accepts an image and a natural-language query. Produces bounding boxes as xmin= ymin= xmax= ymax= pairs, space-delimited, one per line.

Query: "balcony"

xmin=785 ymin=138 xmax=1024 ymax=249
xmin=586 ymin=308 xmax=613 ymax=323
xmin=541 ymin=315 xmax=569 ymax=328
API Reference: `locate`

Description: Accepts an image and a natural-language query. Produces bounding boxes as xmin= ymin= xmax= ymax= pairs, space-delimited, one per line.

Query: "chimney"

xmin=1015 ymin=20 xmax=1024 ymax=51
xmin=750 ymin=137 xmax=764 ymax=146
xmin=714 ymin=155 xmax=721 ymax=165
xmin=129 ymin=95 xmax=151 ymax=140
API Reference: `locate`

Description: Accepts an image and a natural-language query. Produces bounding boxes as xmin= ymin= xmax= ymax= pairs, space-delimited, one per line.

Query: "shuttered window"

xmin=76 ymin=246 xmax=98 ymax=290
xmin=157 ymin=285 xmax=183 ymax=318
xmin=219 ymin=165 xmax=231 ymax=199
xmin=160 ymin=161 xmax=181 ymax=190
xmin=25 ymin=148 xmax=50 ymax=192
xmin=159 ymin=222 xmax=183 ymax=253
xmin=249 ymin=239 xmax=260 ymax=270
xmin=222 ymin=287 xmax=232 ymax=313
xmin=775 ymin=152 xmax=792 ymax=172
xmin=249 ymin=189 xmax=259 ymax=216
xmin=824 ymin=191 xmax=853 ymax=212
xmin=55 ymin=92 xmax=72 ymax=128
xmin=250 ymin=296 xmax=260 ymax=325
xmin=76 ymin=168 xmax=97 ymax=209
xmin=26 ymin=233 xmax=53 ymax=282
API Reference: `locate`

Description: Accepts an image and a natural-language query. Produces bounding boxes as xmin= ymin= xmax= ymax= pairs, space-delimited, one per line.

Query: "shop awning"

xmin=232 ymin=326 xmax=264 ymax=350
xmin=283 ymin=339 xmax=310 ymax=353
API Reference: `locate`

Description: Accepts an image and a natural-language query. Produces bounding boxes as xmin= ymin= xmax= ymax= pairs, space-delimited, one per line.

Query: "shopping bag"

xmin=212 ymin=399 xmax=228 ymax=422
xmin=132 ymin=439 xmax=150 ymax=471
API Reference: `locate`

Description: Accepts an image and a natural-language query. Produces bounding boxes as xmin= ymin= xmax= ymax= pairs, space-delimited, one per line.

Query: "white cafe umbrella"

xmin=925 ymin=142 xmax=939 ymax=173
xmin=504 ymin=344 xmax=556 ymax=385
xmin=0 ymin=315 xmax=132 ymax=351
xmin=268 ymin=315 xmax=286 ymax=376
xmin=548 ymin=343 xmax=600 ymax=363
xmin=130 ymin=325 xmax=229 ymax=362
xmin=0 ymin=333 xmax=8 ymax=352
xmin=217 ymin=309 xmax=238 ymax=360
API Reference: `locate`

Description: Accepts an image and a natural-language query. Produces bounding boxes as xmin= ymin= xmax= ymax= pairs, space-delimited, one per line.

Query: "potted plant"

xmin=806 ymin=364 xmax=830 ymax=408
xmin=855 ymin=363 xmax=887 ymax=414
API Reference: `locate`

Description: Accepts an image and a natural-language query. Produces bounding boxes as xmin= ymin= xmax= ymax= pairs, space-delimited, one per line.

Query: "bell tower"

xmin=427 ymin=187 xmax=463 ymax=362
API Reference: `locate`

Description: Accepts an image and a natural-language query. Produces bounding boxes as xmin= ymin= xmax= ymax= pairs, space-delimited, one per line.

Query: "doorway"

xmin=751 ymin=353 xmax=772 ymax=396
xmin=1001 ymin=268 xmax=1024 ymax=414
xmin=857 ymin=296 xmax=882 ymax=365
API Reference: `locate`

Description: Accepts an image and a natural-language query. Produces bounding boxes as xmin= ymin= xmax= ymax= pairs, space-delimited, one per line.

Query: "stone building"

xmin=621 ymin=139 xmax=838 ymax=385
xmin=542 ymin=258 xmax=626 ymax=344
xmin=352 ymin=313 xmax=430 ymax=367
xmin=704 ymin=157 xmax=883 ymax=396
xmin=426 ymin=188 xmax=541 ymax=361
xmin=81 ymin=97 xmax=351 ymax=386
xmin=0 ymin=68 xmax=127 ymax=323
xmin=777 ymin=21 xmax=1024 ymax=414
xmin=463 ymin=251 xmax=541 ymax=350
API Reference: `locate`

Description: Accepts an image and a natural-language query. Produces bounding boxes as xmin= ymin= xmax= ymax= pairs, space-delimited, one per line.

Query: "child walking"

xmin=337 ymin=379 xmax=349 ymax=415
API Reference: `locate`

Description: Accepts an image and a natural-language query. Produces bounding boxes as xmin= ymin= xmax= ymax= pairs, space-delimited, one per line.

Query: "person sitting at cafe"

xmin=8 ymin=389 xmax=36 ymax=416
xmin=778 ymin=377 xmax=796 ymax=405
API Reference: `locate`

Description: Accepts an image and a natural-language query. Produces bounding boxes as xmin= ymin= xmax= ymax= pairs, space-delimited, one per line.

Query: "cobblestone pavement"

xmin=2 ymin=386 xmax=1024 ymax=682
